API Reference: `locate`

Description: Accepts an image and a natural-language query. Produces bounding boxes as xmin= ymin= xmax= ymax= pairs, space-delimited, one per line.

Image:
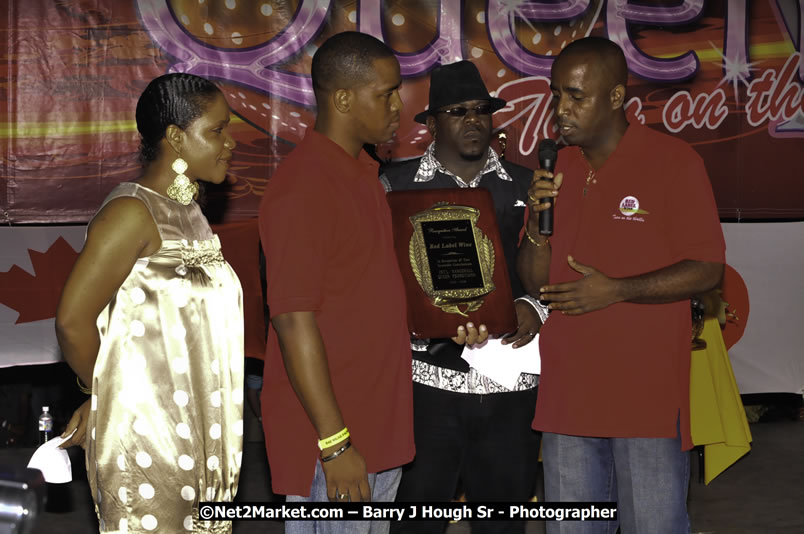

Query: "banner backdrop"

xmin=2 ymin=0 xmax=804 ymax=223
xmin=0 ymin=221 xmax=267 ymax=367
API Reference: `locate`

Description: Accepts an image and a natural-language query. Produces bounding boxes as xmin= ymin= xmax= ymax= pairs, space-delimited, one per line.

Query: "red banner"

xmin=2 ymin=0 xmax=803 ymax=222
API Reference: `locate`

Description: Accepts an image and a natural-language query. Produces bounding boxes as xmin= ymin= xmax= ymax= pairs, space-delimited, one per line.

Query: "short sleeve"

xmin=662 ymin=150 xmax=726 ymax=264
xmin=259 ymin=180 xmax=331 ymax=317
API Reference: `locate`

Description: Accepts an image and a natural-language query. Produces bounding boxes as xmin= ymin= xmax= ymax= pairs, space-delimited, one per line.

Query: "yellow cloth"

xmin=690 ymin=318 xmax=752 ymax=484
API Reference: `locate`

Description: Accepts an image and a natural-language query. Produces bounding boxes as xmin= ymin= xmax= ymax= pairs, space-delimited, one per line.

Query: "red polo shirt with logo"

xmin=259 ymin=130 xmax=414 ymax=496
xmin=533 ymin=123 xmax=725 ymax=449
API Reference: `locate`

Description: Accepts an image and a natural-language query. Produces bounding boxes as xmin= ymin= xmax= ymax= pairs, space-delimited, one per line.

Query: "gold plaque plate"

xmin=408 ymin=203 xmax=496 ymax=317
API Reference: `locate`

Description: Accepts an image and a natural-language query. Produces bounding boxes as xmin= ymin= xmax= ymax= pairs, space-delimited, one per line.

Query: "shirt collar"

xmin=414 ymin=142 xmax=512 ymax=188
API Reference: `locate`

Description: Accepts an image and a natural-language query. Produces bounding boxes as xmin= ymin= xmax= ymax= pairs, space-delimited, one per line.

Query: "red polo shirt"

xmin=259 ymin=130 xmax=414 ymax=496
xmin=533 ymin=123 xmax=725 ymax=449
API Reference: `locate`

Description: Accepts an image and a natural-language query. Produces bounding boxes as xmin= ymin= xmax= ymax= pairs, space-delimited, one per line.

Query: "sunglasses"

xmin=436 ymin=104 xmax=494 ymax=117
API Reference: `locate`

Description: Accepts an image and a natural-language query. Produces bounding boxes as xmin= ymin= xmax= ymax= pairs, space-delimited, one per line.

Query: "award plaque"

xmin=386 ymin=188 xmax=517 ymax=339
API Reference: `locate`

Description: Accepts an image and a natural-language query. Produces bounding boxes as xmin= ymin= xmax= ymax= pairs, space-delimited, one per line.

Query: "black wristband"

xmin=321 ymin=441 xmax=351 ymax=463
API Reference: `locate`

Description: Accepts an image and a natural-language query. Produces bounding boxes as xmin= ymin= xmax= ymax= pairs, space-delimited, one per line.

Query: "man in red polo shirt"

xmin=519 ymin=38 xmax=725 ymax=533
xmin=259 ymin=32 xmax=484 ymax=534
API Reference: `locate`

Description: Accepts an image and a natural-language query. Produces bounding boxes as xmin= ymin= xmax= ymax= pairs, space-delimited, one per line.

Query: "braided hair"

xmin=135 ymin=73 xmax=221 ymax=163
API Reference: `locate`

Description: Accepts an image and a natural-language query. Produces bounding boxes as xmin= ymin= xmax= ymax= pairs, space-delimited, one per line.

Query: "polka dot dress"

xmin=86 ymin=183 xmax=244 ymax=533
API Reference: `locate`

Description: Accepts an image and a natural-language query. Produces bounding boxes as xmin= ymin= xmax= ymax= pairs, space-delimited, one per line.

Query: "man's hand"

xmin=501 ymin=300 xmax=542 ymax=347
xmin=539 ymin=256 xmax=622 ymax=315
xmin=518 ymin=170 xmax=562 ymax=296
xmin=321 ymin=444 xmax=371 ymax=502
xmin=59 ymin=399 xmax=91 ymax=449
xmin=526 ymin=169 xmax=563 ymax=219
xmin=452 ymin=322 xmax=488 ymax=346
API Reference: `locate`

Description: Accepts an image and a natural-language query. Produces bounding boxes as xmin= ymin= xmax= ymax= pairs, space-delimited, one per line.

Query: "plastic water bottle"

xmin=38 ymin=406 xmax=53 ymax=444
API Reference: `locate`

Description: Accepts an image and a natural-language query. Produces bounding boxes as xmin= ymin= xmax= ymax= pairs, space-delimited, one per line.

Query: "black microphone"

xmin=537 ymin=138 xmax=558 ymax=236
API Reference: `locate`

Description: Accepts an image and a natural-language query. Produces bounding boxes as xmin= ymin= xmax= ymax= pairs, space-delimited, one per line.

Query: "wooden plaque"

xmin=386 ymin=188 xmax=517 ymax=339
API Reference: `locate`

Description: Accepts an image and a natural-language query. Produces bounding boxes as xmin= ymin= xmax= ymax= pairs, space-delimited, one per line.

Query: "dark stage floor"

xmin=3 ymin=408 xmax=802 ymax=534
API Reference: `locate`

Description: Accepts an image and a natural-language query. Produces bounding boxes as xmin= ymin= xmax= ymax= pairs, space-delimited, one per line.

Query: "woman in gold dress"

xmin=56 ymin=73 xmax=244 ymax=533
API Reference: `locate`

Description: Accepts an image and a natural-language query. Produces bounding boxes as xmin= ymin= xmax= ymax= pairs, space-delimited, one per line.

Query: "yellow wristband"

xmin=318 ymin=427 xmax=350 ymax=450
xmin=525 ymin=227 xmax=549 ymax=247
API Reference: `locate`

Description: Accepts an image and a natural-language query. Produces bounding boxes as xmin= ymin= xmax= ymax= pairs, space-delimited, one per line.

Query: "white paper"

xmin=461 ymin=335 xmax=541 ymax=390
xmin=27 ymin=432 xmax=73 ymax=484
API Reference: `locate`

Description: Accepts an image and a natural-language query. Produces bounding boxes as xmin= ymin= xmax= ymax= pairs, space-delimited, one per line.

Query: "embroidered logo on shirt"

xmin=613 ymin=195 xmax=649 ymax=222
xmin=514 ymin=200 xmax=527 ymax=207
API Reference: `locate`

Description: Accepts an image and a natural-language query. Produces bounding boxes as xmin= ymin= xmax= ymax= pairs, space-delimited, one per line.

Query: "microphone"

xmin=538 ymin=139 xmax=558 ymax=236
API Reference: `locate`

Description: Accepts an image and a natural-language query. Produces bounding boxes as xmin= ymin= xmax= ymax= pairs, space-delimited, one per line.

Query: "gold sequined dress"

xmin=85 ymin=183 xmax=244 ymax=533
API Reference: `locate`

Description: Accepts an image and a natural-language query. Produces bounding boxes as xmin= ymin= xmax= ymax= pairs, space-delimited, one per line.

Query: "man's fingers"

xmin=337 ymin=479 xmax=366 ymax=502
xmin=528 ymin=171 xmax=561 ymax=192
xmin=540 ymin=282 xmax=576 ymax=296
xmin=329 ymin=483 xmax=352 ymax=503
xmin=501 ymin=328 xmax=527 ymax=345
xmin=531 ymin=169 xmax=554 ymax=182
xmin=547 ymin=300 xmax=584 ymax=314
xmin=322 ymin=446 xmax=369 ymax=503
xmin=451 ymin=325 xmax=467 ymax=345
xmin=511 ymin=329 xmax=538 ymax=348
xmin=527 ymin=186 xmax=558 ymax=204
xmin=466 ymin=324 xmax=488 ymax=346
xmin=504 ymin=331 xmax=535 ymax=348
xmin=567 ymin=255 xmax=594 ymax=275
xmin=343 ymin=484 xmax=359 ymax=502
xmin=478 ymin=324 xmax=488 ymax=344
xmin=358 ymin=478 xmax=371 ymax=502
xmin=546 ymin=298 xmax=592 ymax=315
xmin=452 ymin=323 xmax=488 ymax=346
xmin=464 ymin=323 xmax=479 ymax=344
xmin=541 ymin=291 xmax=578 ymax=303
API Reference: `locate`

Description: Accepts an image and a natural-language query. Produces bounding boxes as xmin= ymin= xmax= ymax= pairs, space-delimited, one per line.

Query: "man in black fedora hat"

xmin=381 ymin=60 xmax=546 ymax=534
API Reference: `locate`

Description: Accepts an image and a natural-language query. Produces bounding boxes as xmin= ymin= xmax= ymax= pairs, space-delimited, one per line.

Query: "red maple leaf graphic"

xmin=0 ymin=237 xmax=79 ymax=324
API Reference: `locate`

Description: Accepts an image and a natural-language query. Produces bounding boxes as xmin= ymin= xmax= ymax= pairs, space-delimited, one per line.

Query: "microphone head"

xmin=538 ymin=138 xmax=558 ymax=160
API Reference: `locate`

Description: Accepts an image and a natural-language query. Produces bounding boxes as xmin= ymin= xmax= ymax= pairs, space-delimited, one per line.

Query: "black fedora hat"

xmin=414 ymin=60 xmax=507 ymax=124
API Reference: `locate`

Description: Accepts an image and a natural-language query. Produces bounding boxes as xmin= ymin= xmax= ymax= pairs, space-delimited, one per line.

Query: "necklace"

xmin=580 ymin=148 xmax=597 ymax=197
xmin=583 ymin=168 xmax=596 ymax=197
